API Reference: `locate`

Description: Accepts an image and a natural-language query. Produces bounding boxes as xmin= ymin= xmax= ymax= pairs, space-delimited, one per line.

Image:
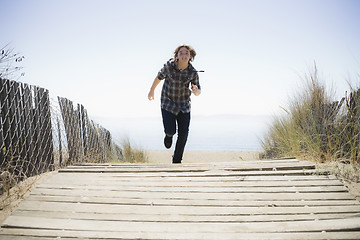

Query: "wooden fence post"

xmin=43 ymin=89 xmax=54 ymax=171
xmin=57 ymin=117 xmax=63 ymax=167
xmin=22 ymin=83 xmax=33 ymax=177
xmin=14 ymin=82 xmax=26 ymax=180
xmin=32 ymin=86 xmax=41 ymax=175
xmin=79 ymin=104 xmax=87 ymax=157
xmin=0 ymin=78 xmax=6 ymax=168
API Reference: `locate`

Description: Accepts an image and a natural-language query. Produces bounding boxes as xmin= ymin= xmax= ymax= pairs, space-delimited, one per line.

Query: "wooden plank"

xmin=59 ymin=162 xmax=315 ymax=172
xmin=71 ymin=158 xmax=302 ymax=166
xmin=11 ymin=209 xmax=360 ymax=223
xmin=48 ymin=171 xmax=338 ymax=180
xmin=67 ymin=160 xmax=302 ymax=169
xmin=62 ymin=160 xmax=315 ymax=169
xmin=58 ymin=169 xmax=322 ymax=176
xmin=26 ymin=195 xmax=360 ymax=207
xmin=1 ymin=228 xmax=360 ymax=240
xmin=9 ymin=211 xmax=360 ymax=223
xmin=15 ymin=201 xmax=360 ymax=215
xmin=38 ymin=171 xmax=339 ymax=182
xmin=65 ymin=160 xmax=313 ymax=169
xmin=35 ymin=181 xmax=346 ymax=189
xmin=0 ymin=236 xmax=55 ymax=240
xmin=3 ymin=216 xmax=360 ymax=233
xmin=38 ymin=175 xmax=344 ymax=186
xmin=28 ymin=187 xmax=355 ymax=200
xmin=34 ymin=184 xmax=348 ymax=193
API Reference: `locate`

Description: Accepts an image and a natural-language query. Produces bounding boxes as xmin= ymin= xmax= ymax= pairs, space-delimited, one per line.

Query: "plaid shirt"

xmin=157 ymin=60 xmax=200 ymax=115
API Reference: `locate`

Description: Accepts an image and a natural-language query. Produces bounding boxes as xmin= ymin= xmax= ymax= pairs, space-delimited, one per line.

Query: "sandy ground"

xmin=344 ymin=181 xmax=360 ymax=201
xmin=316 ymin=161 xmax=360 ymax=202
xmin=146 ymin=150 xmax=260 ymax=164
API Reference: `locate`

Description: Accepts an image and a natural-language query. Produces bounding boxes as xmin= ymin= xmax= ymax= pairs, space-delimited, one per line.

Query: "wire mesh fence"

xmin=0 ymin=77 xmax=123 ymax=194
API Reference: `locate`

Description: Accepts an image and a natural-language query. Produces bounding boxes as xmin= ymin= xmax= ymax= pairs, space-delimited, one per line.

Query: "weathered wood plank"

xmin=34 ymin=184 xmax=348 ymax=193
xmin=1 ymin=228 xmax=360 ymax=240
xmin=71 ymin=158 xmax=302 ymax=166
xmin=28 ymin=188 xmax=355 ymax=200
xmin=12 ymin=209 xmax=360 ymax=222
xmin=58 ymin=169 xmax=324 ymax=177
xmin=48 ymin=171 xmax=338 ymax=181
xmin=64 ymin=160 xmax=314 ymax=168
xmin=66 ymin=159 xmax=302 ymax=169
xmin=15 ymin=201 xmax=360 ymax=215
xmin=3 ymin=216 xmax=360 ymax=233
xmin=26 ymin=195 xmax=360 ymax=207
xmin=37 ymin=179 xmax=345 ymax=188
xmin=59 ymin=162 xmax=315 ymax=173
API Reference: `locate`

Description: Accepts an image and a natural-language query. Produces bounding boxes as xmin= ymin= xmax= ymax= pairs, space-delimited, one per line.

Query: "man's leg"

xmin=161 ymin=109 xmax=176 ymax=149
xmin=173 ymin=112 xmax=190 ymax=163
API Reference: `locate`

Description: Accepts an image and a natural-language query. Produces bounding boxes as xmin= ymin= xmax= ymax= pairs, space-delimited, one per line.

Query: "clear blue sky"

xmin=2 ymin=0 xmax=360 ymax=119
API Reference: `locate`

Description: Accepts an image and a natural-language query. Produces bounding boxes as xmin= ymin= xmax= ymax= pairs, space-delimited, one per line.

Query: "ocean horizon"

xmin=95 ymin=114 xmax=271 ymax=152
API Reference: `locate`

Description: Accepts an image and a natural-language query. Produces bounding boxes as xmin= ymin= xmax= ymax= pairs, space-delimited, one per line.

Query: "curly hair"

xmin=173 ymin=44 xmax=196 ymax=63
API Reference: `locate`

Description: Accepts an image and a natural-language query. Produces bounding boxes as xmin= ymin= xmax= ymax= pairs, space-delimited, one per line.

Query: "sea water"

xmin=98 ymin=114 xmax=270 ymax=152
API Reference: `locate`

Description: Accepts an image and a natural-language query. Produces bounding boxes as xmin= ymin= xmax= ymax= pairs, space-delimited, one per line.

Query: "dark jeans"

xmin=161 ymin=109 xmax=190 ymax=163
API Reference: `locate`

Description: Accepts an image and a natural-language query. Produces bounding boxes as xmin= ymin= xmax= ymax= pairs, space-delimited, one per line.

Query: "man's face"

xmin=177 ymin=47 xmax=191 ymax=63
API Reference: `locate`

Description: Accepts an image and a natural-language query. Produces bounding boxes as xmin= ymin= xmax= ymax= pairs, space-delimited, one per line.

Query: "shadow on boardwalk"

xmin=1 ymin=158 xmax=360 ymax=239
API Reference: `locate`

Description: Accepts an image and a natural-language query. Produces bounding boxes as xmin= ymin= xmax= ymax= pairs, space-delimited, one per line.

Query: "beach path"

xmin=1 ymin=157 xmax=360 ymax=239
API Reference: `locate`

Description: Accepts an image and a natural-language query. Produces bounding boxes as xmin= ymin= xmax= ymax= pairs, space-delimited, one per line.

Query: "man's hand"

xmin=148 ymin=90 xmax=155 ymax=100
xmin=148 ymin=77 xmax=161 ymax=101
xmin=191 ymin=84 xmax=201 ymax=96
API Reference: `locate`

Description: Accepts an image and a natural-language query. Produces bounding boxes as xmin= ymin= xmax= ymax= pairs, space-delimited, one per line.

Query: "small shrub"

xmin=121 ymin=138 xmax=148 ymax=163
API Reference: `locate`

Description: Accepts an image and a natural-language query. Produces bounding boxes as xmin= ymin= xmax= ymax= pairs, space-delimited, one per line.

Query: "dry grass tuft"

xmin=120 ymin=137 xmax=148 ymax=163
xmin=261 ymin=63 xmax=360 ymax=182
xmin=0 ymin=171 xmax=54 ymax=224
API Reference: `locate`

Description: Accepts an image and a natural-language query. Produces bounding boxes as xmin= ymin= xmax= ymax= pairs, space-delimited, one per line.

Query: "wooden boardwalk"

xmin=1 ymin=158 xmax=360 ymax=239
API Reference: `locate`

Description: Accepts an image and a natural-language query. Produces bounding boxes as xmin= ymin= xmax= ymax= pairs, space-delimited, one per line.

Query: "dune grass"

xmin=261 ymin=64 xmax=360 ymax=168
xmin=120 ymin=137 xmax=148 ymax=163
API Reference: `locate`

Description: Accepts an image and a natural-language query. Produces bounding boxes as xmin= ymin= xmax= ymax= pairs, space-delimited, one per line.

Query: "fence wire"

xmin=0 ymin=78 xmax=123 ymax=194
